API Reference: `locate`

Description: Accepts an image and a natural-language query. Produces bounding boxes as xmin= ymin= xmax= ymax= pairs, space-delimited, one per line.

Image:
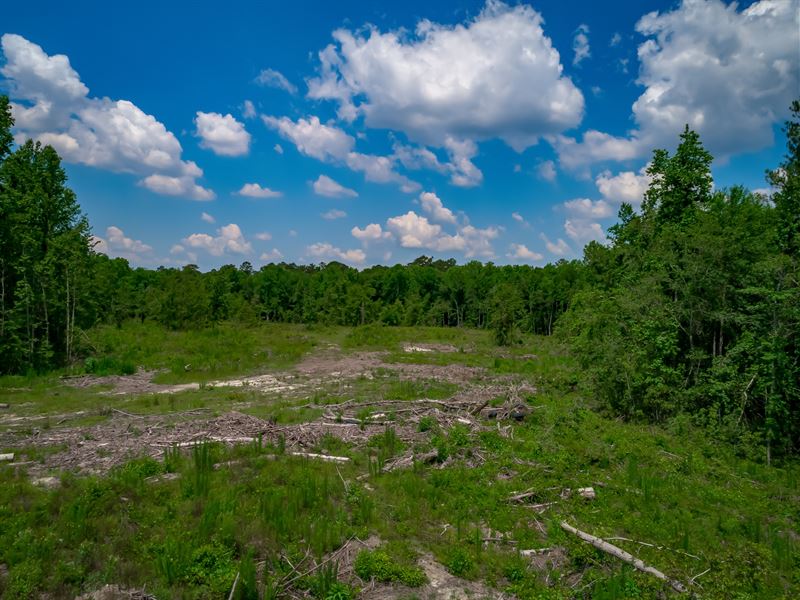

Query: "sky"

xmin=1 ymin=0 xmax=798 ymax=270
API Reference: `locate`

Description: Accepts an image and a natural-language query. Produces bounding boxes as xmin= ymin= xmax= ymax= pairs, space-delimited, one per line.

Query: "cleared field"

xmin=0 ymin=323 xmax=797 ymax=599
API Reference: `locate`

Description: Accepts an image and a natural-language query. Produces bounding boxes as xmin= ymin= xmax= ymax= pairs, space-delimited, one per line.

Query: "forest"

xmin=1 ymin=94 xmax=797 ymax=459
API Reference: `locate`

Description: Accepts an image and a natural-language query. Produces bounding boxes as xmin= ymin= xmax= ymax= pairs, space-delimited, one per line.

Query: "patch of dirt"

xmin=360 ymin=554 xmax=507 ymax=600
xmin=75 ymin=585 xmax=155 ymax=600
xmin=62 ymin=370 xmax=200 ymax=395
xmin=296 ymin=350 xmax=386 ymax=379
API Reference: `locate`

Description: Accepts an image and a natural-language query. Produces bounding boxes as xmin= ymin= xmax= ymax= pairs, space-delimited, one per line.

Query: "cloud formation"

xmin=554 ymin=0 xmax=799 ymax=171
xmin=313 ymin=174 xmax=358 ymax=198
xmin=308 ymin=1 xmax=583 ymax=152
xmin=182 ymin=223 xmax=253 ymax=256
xmin=237 ymin=183 xmax=282 ymax=198
xmin=195 ymin=111 xmax=250 ymax=156
xmin=0 ymin=34 xmax=214 ymax=200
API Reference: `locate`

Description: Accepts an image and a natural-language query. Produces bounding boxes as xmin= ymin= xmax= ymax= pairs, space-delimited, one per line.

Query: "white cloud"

xmin=242 ymin=100 xmax=256 ymax=119
xmin=595 ymin=166 xmax=651 ymax=205
xmin=306 ymin=242 xmax=366 ymax=265
xmin=273 ymin=143 xmax=283 ymax=154
xmin=610 ymin=32 xmax=622 ymax=47
xmin=255 ymin=68 xmax=298 ymax=94
xmin=308 ymin=1 xmax=583 ymax=152
xmin=386 ymin=211 xmax=443 ymax=249
xmin=572 ymin=24 xmax=591 ymax=66
xmin=507 ymin=243 xmax=543 ymax=262
xmin=313 ymin=174 xmax=358 ymax=198
xmin=352 ymin=223 xmax=390 ymax=241
xmin=201 ymin=211 xmax=215 ymax=224
xmin=540 ymin=233 xmax=572 ymax=256
xmin=555 ymin=0 xmax=799 ymax=171
xmin=384 ymin=209 xmax=498 ymax=258
xmin=562 ymin=198 xmax=614 ymax=219
xmin=1 ymin=34 xmax=213 ymax=200
xmin=264 ymin=114 xmax=418 ymax=192
xmin=419 ymin=191 xmax=456 ymax=224
xmin=344 ymin=152 xmax=420 ymax=191
xmin=565 ymin=219 xmax=607 ymax=245
xmin=322 ymin=209 xmax=347 ymax=220
xmin=260 ymin=248 xmax=284 ymax=262
xmin=536 ymin=160 xmax=557 ymax=182
xmin=237 ymin=183 xmax=282 ymax=198
xmin=511 ymin=212 xmax=530 ymax=228
xmin=263 ymin=115 xmax=354 ymax=161
xmin=254 ymin=232 xmax=272 ymax=241
xmin=182 ymin=223 xmax=253 ymax=257
xmin=195 ymin=111 xmax=250 ymax=156
xmin=140 ymin=171 xmax=216 ymax=201
xmin=93 ymin=226 xmax=153 ymax=261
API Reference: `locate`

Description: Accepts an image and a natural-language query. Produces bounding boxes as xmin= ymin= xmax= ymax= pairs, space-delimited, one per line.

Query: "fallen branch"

xmin=227 ymin=571 xmax=240 ymax=600
xmin=0 ymin=453 xmax=14 ymax=462
xmin=0 ymin=403 xmax=9 ymax=409
xmin=289 ymin=452 xmax=350 ymax=463
xmin=560 ymin=521 xmax=686 ymax=593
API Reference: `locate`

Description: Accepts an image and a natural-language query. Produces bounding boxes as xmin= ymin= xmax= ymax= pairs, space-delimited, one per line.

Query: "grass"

xmin=0 ymin=322 xmax=798 ymax=598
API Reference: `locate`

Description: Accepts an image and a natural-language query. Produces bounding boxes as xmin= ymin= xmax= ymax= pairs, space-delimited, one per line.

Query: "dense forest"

xmin=0 ymin=94 xmax=798 ymax=458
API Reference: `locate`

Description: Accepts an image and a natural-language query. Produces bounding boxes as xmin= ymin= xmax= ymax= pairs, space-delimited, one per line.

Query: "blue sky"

xmin=1 ymin=0 xmax=797 ymax=269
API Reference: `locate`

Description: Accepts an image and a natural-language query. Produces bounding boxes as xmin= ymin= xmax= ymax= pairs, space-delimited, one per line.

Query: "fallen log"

xmin=0 ymin=403 xmax=9 ymax=409
xmin=289 ymin=452 xmax=350 ymax=463
xmin=0 ymin=453 xmax=14 ymax=462
xmin=560 ymin=521 xmax=686 ymax=593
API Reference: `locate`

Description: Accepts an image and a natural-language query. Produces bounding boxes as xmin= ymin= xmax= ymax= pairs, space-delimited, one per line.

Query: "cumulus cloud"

xmin=352 ymin=223 xmax=390 ymax=241
xmin=264 ymin=115 xmax=420 ymax=192
xmin=313 ymin=174 xmax=358 ymax=198
xmin=201 ymin=212 xmax=215 ymax=224
xmin=182 ymin=223 xmax=253 ymax=257
xmin=595 ymin=166 xmax=651 ymax=205
xmin=260 ymin=248 xmax=284 ymax=262
xmin=419 ymin=191 xmax=457 ymax=224
xmin=564 ymin=219 xmax=607 ymax=245
xmin=237 ymin=183 xmax=282 ymax=198
xmin=307 ymin=1 xmax=583 ymax=151
xmin=0 ymin=34 xmax=213 ymax=200
xmin=610 ymin=32 xmax=622 ymax=47
xmin=273 ymin=143 xmax=283 ymax=154
xmin=321 ymin=209 xmax=347 ymax=220
xmin=384 ymin=206 xmax=498 ymax=258
xmin=195 ymin=111 xmax=250 ymax=156
xmin=554 ymin=0 xmax=799 ymax=171
xmin=263 ymin=115 xmax=353 ymax=161
xmin=242 ymin=100 xmax=256 ymax=119
xmin=306 ymin=242 xmax=366 ymax=265
xmin=562 ymin=198 xmax=614 ymax=219
xmin=511 ymin=212 xmax=530 ymax=228
xmin=536 ymin=160 xmax=557 ymax=182
xmin=507 ymin=243 xmax=543 ymax=262
xmin=93 ymin=226 xmax=154 ymax=262
xmin=572 ymin=24 xmax=591 ymax=66
xmin=254 ymin=232 xmax=272 ymax=241
xmin=255 ymin=68 xmax=298 ymax=94
xmin=540 ymin=234 xmax=572 ymax=256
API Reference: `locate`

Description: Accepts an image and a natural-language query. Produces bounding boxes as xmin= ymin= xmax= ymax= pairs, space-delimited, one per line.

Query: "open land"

xmin=0 ymin=323 xmax=797 ymax=599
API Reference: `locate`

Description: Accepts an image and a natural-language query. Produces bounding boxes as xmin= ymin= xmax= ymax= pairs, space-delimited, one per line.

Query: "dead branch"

xmin=0 ymin=453 xmax=14 ymax=461
xmin=289 ymin=451 xmax=350 ymax=463
xmin=227 ymin=571 xmax=240 ymax=600
xmin=560 ymin=521 xmax=687 ymax=593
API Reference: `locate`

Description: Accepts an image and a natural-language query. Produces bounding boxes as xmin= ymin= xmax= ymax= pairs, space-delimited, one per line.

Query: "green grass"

xmin=0 ymin=323 xmax=798 ymax=598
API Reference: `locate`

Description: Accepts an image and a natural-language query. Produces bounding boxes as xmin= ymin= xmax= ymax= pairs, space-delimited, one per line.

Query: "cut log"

xmin=0 ymin=453 xmax=14 ymax=462
xmin=0 ymin=403 xmax=9 ymax=409
xmin=289 ymin=452 xmax=350 ymax=463
xmin=560 ymin=521 xmax=686 ymax=593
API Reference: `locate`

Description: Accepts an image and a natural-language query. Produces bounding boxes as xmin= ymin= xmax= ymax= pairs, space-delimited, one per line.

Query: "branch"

xmin=560 ymin=521 xmax=687 ymax=593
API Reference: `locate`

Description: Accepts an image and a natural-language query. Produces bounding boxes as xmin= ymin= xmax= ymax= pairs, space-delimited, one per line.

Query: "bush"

xmin=354 ymin=550 xmax=426 ymax=587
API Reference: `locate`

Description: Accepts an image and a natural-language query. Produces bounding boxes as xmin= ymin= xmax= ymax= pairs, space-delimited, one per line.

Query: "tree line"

xmin=0 ymin=94 xmax=797 ymax=456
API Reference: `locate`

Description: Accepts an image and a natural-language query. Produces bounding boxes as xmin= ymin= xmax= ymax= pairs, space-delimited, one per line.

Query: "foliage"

xmin=562 ymin=107 xmax=800 ymax=458
xmin=353 ymin=550 xmax=426 ymax=587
